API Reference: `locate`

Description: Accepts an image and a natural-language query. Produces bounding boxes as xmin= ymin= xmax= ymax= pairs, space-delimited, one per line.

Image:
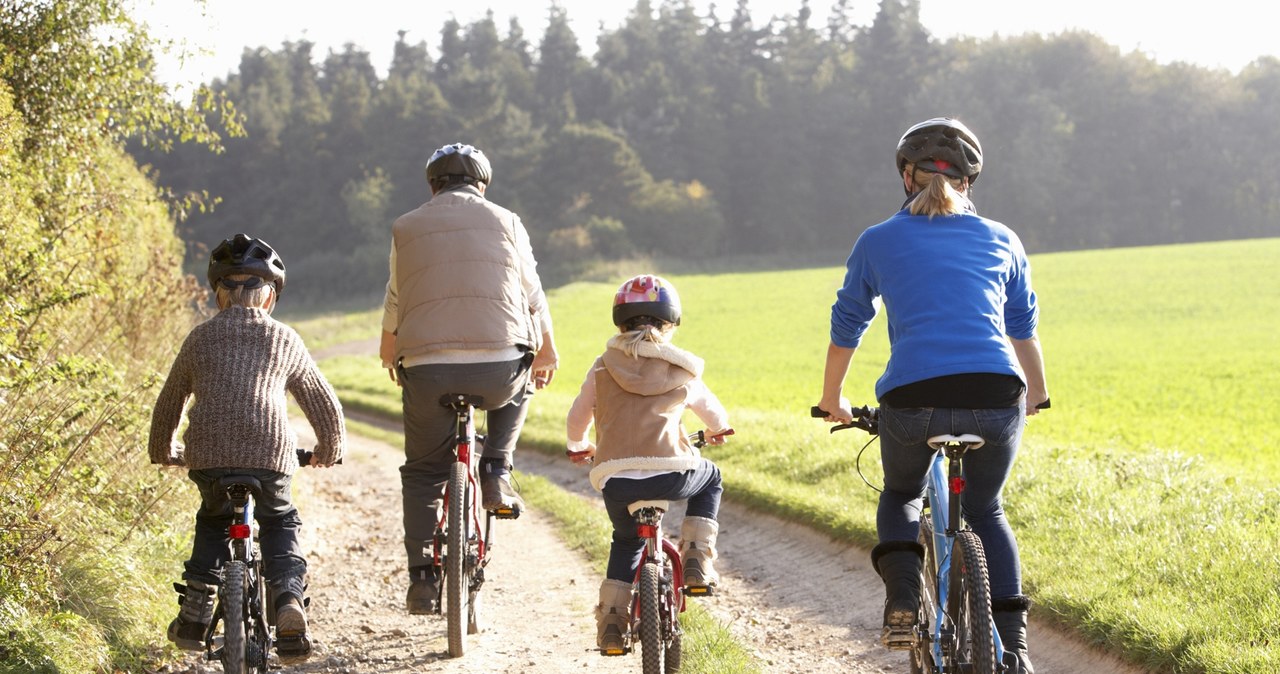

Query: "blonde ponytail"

xmin=906 ymin=166 xmax=970 ymax=218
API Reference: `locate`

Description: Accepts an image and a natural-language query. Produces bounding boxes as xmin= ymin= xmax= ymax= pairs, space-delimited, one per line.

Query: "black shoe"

xmin=480 ymin=467 xmax=524 ymax=516
xmin=406 ymin=567 xmax=439 ymax=614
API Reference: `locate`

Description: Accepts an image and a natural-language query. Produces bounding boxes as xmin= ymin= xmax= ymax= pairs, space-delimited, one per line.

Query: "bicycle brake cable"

xmin=855 ymin=435 xmax=883 ymax=493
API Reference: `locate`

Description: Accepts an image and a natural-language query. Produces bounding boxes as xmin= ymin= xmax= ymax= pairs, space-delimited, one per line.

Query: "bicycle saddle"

xmin=215 ymin=475 xmax=263 ymax=496
xmin=627 ymin=500 xmax=670 ymax=515
xmin=440 ymin=393 xmax=485 ymax=409
xmin=926 ymin=434 xmax=985 ymax=450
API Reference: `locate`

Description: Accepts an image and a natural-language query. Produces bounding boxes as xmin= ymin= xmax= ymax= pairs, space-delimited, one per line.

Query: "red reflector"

xmin=950 ymin=476 xmax=966 ymax=494
xmin=637 ymin=524 xmax=657 ymax=538
xmin=230 ymin=524 xmax=251 ymax=539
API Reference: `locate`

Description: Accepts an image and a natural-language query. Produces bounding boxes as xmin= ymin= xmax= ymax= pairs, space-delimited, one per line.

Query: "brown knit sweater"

xmin=147 ymin=306 xmax=345 ymax=473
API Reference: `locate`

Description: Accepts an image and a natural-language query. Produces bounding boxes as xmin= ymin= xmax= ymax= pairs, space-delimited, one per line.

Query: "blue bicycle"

xmin=816 ymin=405 xmax=1003 ymax=674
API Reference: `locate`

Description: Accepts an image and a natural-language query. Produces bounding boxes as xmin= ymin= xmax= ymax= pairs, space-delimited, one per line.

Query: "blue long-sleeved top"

xmin=831 ymin=208 xmax=1038 ymax=400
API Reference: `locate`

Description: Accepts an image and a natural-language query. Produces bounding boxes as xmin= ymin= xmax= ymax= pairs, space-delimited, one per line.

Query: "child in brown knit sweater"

xmin=148 ymin=234 xmax=345 ymax=660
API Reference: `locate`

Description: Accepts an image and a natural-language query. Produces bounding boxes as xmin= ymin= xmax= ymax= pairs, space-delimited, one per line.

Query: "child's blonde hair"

xmin=215 ymin=274 xmax=276 ymax=312
xmin=616 ymin=320 xmax=675 ymax=358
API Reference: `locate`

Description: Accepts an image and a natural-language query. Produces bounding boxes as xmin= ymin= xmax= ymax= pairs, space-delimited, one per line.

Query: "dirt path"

xmin=167 ymin=405 xmax=1147 ymax=674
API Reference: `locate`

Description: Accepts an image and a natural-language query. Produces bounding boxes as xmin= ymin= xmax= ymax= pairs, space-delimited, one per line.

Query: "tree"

xmin=2 ymin=1 xmax=227 ymax=668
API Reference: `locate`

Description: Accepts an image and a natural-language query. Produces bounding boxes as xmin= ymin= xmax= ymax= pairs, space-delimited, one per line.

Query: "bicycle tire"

xmin=911 ymin=518 xmax=938 ymax=674
xmin=220 ymin=561 xmax=248 ymax=674
xmin=948 ymin=531 xmax=996 ymax=674
xmin=446 ymin=460 xmax=470 ymax=657
xmin=252 ymin=562 xmax=274 ymax=672
xmin=639 ymin=562 xmax=663 ymax=674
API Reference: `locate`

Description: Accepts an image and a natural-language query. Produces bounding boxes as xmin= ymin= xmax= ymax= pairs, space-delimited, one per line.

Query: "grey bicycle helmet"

xmin=425 ymin=143 xmax=492 ymax=187
xmin=207 ymin=233 xmax=286 ymax=294
xmin=895 ymin=117 xmax=983 ymax=185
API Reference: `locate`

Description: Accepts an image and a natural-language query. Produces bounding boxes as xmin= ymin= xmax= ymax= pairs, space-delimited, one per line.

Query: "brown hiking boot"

xmin=274 ymin=597 xmax=311 ymax=662
xmin=480 ymin=471 xmax=524 ymax=515
xmin=167 ymin=580 xmax=215 ymax=651
xmin=406 ymin=566 xmax=439 ymax=615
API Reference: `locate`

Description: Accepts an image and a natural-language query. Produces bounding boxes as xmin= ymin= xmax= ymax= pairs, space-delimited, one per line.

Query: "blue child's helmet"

xmin=207 ymin=233 xmax=286 ymax=294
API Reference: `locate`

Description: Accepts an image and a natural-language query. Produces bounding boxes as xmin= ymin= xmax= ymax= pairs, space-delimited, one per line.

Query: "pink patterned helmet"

xmin=612 ymin=274 xmax=682 ymax=327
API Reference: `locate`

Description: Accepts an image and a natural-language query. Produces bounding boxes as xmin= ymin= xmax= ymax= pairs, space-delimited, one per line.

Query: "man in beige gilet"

xmin=379 ymin=143 xmax=558 ymax=615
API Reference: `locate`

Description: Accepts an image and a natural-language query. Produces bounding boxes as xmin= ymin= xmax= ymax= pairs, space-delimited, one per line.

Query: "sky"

xmin=131 ymin=0 xmax=1279 ymax=98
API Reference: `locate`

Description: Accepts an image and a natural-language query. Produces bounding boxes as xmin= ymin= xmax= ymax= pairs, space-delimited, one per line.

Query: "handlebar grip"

xmin=1035 ymin=398 xmax=1051 ymax=410
xmin=810 ymin=405 xmax=828 ymax=418
xmin=296 ymin=449 xmax=343 ymax=466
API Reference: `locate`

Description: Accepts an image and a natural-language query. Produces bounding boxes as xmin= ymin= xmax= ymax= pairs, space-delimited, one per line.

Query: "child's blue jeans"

xmin=183 ymin=468 xmax=307 ymax=598
xmin=600 ymin=459 xmax=722 ymax=583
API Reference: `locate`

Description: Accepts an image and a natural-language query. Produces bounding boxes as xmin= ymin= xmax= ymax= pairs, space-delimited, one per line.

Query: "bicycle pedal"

xmin=491 ymin=506 xmax=520 ymax=519
xmin=275 ymin=634 xmax=312 ymax=660
xmin=599 ymin=646 xmax=630 ymax=657
xmin=682 ymin=585 xmax=715 ymax=597
xmin=881 ymin=627 xmax=920 ymax=651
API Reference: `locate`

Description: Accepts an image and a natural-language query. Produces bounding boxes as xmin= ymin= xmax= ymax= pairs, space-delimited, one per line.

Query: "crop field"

xmin=305 ymin=237 xmax=1280 ymax=673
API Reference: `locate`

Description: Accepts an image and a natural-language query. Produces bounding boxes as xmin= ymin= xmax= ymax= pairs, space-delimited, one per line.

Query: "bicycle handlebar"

xmin=296 ymin=448 xmax=342 ymax=466
xmin=810 ymin=405 xmax=879 ymax=435
xmin=565 ymin=428 xmax=736 ymax=462
xmin=689 ymin=428 xmax=735 ymax=448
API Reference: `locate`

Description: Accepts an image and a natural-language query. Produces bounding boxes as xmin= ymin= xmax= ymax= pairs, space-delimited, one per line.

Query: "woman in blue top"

xmin=817 ymin=118 xmax=1049 ymax=674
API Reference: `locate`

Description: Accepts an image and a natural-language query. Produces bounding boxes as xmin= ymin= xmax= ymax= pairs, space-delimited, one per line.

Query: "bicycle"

xmin=196 ymin=448 xmax=332 ymax=674
xmin=434 ymin=393 xmax=520 ymax=658
xmin=813 ymin=405 xmax=1003 ymax=674
xmin=585 ymin=429 xmax=733 ymax=674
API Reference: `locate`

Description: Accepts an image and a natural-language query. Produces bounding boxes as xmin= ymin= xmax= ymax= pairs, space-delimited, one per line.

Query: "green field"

xmin=304 ymin=238 xmax=1280 ymax=674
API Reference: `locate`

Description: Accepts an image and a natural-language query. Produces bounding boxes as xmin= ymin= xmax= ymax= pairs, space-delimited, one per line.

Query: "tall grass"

xmin=312 ymin=238 xmax=1280 ymax=673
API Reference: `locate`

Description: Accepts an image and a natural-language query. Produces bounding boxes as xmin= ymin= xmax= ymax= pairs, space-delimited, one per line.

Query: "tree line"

xmin=133 ymin=0 xmax=1280 ymax=306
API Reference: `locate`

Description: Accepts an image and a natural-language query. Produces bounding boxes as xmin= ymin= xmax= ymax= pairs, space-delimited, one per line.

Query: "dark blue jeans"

xmin=184 ymin=468 xmax=307 ymax=596
xmin=877 ymin=405 xmax=1026 ymax=600
xmin=600 ymin=459 xmax=722 ymax=583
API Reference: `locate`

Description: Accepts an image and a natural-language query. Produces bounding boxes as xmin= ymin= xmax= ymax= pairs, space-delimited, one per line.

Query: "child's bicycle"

xmin=588 ymin=428 xmax=733 ymax=674
xmin=434 ymin=393 xmax=520 ymax=658
xmin=196 ymin=448 xmax=333 ymax=674
xmin=813 ymin=405 xmax=1003 ymax=674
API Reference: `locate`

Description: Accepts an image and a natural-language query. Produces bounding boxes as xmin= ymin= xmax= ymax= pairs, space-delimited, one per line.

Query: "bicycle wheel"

xmin=663 ymin=557 xmax=682 ymax=673
xmin=947 ymin=531 xmax=996 ymax=674
xmin=639 ymin=562 xmax=663 ymax=674
xmin=446 ymin=460 xmax=471 ymax=658
xmin=911 ymin=519 xmax=938 ymax=674
xmin=219 ymin=561 xmax=248 ymax=674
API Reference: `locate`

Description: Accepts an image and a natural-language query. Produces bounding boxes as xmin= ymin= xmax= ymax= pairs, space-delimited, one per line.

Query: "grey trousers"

xmin=398 ymin=356 xmax=533 ymax=570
